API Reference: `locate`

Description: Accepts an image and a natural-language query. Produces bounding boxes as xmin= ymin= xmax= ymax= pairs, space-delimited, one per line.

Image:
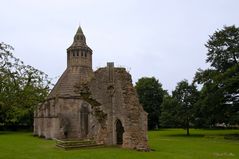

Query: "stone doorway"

xmin=116 ymin=119 xmax=124 ymax=145
xmin=80 ymin=105 xmax=89 ymax=137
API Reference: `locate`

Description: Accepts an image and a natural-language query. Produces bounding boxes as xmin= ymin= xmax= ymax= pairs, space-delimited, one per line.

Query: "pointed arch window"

xmin=116 ymin=119 xmax=124 ymax=145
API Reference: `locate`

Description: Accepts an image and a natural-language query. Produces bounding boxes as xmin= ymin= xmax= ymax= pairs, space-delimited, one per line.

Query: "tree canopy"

xmin=160 ymin=95 xmax=180 ymax=128
xmin=159 ymin=25 xmax=239 ymax=131
xmin=206 ymin=25 xmax=239 ymax=72
xmin=135 ymin=77 xmax=165 ymax=130
xmin=0 ymin=42 xmax=51 ymax=129
xmin=172 ymin=80 xmax=199 ymax=135
xmin=194 ymin=25 xmax=239 ymax=127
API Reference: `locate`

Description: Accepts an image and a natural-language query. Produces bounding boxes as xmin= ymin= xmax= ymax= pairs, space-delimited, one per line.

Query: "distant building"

xmin=34 ymin=26 xmax=148 ymax=150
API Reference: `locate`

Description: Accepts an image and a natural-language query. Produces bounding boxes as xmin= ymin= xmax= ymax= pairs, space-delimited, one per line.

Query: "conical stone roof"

xmin=48 ymin=26 xmax=93 ymax=98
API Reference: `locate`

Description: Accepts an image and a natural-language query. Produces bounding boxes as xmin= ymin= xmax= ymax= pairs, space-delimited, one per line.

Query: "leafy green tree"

xmin=172 ymin=80 xmax=199 ymax=135
xmin=135 ymin=77 xmax=165 ymax=130
xmin=0 ymin=42 xmax=51 ymax=129
xmin=194 ymin=25 xmax=239 ymax=127
xmin=206 ymin=25 xmax=239 ymax=72
xmin=160 ymin=95 xmax=180 ymax=128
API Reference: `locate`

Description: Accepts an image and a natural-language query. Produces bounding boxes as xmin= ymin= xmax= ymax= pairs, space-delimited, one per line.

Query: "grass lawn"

xmin=0 ymin=129 xmax=238 ymax=159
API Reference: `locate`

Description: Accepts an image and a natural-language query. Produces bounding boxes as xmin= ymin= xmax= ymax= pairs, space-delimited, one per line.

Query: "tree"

xmin=0 ymin=42 xmax=51 ymax=129
xmin=160 ymin=95 xmax=180 ymax=128
xmin=194 ymin=25 xmax=239 ymax=127
xmin=172 ymin=80 xmax=199 ymax=135
xmin=135 ymin=77 xmax=165 ymax=130
xmin=206 ymin=25 xmax=239 ymax=72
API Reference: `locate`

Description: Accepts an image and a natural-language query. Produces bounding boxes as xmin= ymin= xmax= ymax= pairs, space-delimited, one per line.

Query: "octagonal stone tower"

xmin=34 ymin=26 xmax=149 ymax=150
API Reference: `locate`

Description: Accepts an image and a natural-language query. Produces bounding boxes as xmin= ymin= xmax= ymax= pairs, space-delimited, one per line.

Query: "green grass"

xmin=0 ymin=129 xmax=238 ymax=159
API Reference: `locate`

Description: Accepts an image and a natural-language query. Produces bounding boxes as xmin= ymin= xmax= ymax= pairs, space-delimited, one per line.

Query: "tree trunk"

xmin=186 ymin=117 xmax=190 ymax=136
xmin=186 ymin=126 xmax=189 ymax=136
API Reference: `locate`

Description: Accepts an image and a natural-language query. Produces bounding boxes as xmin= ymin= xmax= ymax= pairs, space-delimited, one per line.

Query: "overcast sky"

xmin=1 ymin=0 xmax=239 ymax=92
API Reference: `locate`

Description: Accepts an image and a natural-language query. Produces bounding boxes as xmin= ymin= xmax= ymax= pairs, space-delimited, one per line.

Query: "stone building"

xmin=33 ymin=26 xmax=148 ymax=150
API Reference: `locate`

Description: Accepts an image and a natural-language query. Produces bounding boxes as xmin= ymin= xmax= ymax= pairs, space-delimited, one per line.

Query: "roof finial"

xmin=76 ymin=25 xmax=83 ymax=34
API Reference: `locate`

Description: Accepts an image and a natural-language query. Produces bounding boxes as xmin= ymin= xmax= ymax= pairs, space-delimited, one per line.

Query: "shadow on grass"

xmin=0 ymin=130 xmax=32 ymax=135
xmin=0 ymin=131 xmax=10 ymax=135
xmin=166 ymin=134 xmax=205 ymax=138
xmin=224 ymin=134 xmax=239 ymax=140
xmin=165 ymin=133 xmax=239 ymax=140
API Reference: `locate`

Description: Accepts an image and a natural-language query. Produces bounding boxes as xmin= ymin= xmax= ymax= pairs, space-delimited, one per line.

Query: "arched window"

xmin=116 ymin=119 xmax=124 ymax=145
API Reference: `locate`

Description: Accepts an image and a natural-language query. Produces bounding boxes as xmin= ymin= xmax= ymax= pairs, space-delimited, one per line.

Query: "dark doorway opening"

xmin=80 ymin=105 xmax=89 ymax=137
xmin=116 ymin=119 xmax=124 ymax=145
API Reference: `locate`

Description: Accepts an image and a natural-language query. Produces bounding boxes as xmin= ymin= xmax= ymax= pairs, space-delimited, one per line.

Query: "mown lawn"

xmin=0 ymin=129 xmax=238 ymax=159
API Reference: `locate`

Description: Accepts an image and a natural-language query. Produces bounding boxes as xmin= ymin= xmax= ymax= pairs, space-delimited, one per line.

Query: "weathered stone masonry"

xmin=34 ymin=26 xmax=149 ymax=150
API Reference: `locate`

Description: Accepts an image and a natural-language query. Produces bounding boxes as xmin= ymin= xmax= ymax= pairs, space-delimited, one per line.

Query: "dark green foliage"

xmin=206 ymin=25 xmax=239 ymax=72
xmin=172 ymin=80 xmax=199 ymax=135
xmin=194 ymin=25 xmax=239 ymax=127
xmin=135 ymin=77 xmax=165 ymax=130
xmin=194 ymin=66 xmax=239 ymax=126
xmin=0 ymin=42 xmax=51 ymax=129
xmin=160 ymin=96 xmax=180 ymax=128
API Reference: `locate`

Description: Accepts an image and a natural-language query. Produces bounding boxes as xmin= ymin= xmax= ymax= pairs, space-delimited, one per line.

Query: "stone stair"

xmin=55 ymin=138 xmax=103 ymax=150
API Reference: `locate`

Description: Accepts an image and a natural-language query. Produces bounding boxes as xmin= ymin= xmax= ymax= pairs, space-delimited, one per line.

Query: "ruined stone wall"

xmin=34 ymin=64 xmax=148 ymax=150
xmin=87 ymin=65 xmax=149 ymax=150
xmin=114 ymin=68 xmax=148 ymax=150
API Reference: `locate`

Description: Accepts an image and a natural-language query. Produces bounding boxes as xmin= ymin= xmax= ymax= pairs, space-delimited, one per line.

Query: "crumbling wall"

xmin=88 ymin=65 xmax=149 ymax=150
xmin=34 ymin=64 xmax=149 ymax=151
